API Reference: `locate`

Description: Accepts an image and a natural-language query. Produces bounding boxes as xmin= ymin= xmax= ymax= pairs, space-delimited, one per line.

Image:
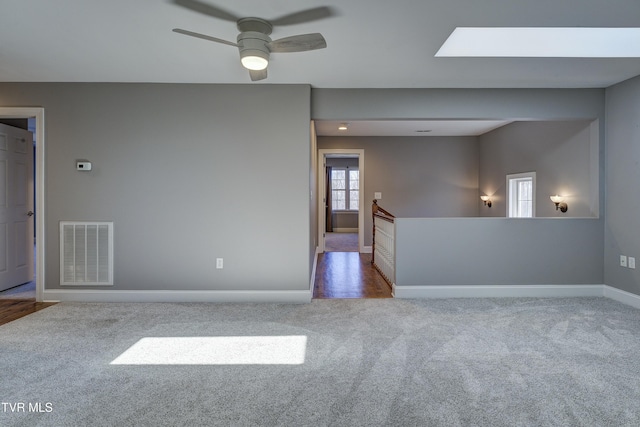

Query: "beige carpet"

xmin=325 ymin=232 xmax=358 ymax=252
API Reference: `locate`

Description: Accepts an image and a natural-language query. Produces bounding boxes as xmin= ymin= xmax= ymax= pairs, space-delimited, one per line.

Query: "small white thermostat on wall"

xmin=76 ymin=161 xmax=92 ymax=171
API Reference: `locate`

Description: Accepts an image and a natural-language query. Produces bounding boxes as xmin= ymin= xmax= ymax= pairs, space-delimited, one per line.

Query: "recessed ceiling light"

xmin=435 ymin=27 xmax=640 ymax=57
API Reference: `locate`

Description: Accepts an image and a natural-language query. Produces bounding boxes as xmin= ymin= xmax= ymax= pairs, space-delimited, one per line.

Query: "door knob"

xmin=27 ymin=211 xmax=34 ymax=217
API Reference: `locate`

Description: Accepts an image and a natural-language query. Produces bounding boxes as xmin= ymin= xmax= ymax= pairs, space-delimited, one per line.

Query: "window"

xmin=507 ymin=172 xmax=536 ymax=217
xmin=331 ymin=168 xmax=359 ymax=211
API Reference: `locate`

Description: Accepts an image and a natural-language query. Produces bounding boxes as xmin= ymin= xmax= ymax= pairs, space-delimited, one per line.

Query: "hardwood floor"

xmin=0 ymin=299 xmax=56 ymax=327
xmin=314 ymin=252 xmax=393 ymax=298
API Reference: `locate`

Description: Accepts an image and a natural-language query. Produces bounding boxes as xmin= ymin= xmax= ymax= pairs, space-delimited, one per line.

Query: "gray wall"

xmin=325 ymin=157 xmax=358 ymax=169
xmin=395 ymin=218 xmax=604 ymax=287
xmin=331 ymin=212 xmax=358 ymax=230
xmin=318 ymin=136 xmax=479 ymax=245
xmin=0 ymin=118 xmax=28 ymax=129
xmin=0 ymin=83 xmax=312 ymax=292
xmin=478 ymin=120 xmax=598 ymax=218
xmin=604 ymin=75 xmax=640 ymax=295
xmin=312 ymin=89 xmax=605 ymax=122
xmin=0 ymin=84 xmax=613 ymax=298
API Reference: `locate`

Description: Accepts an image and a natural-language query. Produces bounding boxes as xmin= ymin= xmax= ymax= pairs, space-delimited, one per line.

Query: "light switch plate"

xmin=629 ymin=257 xmax=636 ymax=269
xmin=620 ymin=255 xmax=628 ymax=267
xmin=374 ymin=192 xmax=382 ymax=199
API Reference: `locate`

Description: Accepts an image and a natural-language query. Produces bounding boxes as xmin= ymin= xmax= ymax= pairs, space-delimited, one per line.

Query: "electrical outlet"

xmin=620 ymin=255 xmax=628 ymax=268
xmin=629 ymin=257 xmax=636 ymax=269
xmin=216 ymin=258 xmax=223 ymax=269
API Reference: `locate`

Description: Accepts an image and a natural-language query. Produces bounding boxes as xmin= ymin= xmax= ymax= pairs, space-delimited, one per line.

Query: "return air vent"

xmin=60 ymin=221 xmax=113 ymax=286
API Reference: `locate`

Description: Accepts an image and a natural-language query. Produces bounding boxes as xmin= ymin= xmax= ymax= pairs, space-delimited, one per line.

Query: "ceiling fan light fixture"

xmin=238 ymin=31 xmax=271 ymax=71
xmin=241 ymin=54 xmax=269 ymax=70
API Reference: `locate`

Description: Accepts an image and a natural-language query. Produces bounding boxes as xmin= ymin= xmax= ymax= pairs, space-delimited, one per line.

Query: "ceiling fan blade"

xmin=172 ymin=28 xmax=238 ymax=47
xmin=172 ymin=0 xmax=239 ymax=22
xmin=249 ymin=69 xmax=268 ymax=81
xmin=269 ymin=33 xmax=327 ymax=53
xmin=270 ymin=6 xmax=335 ymax=26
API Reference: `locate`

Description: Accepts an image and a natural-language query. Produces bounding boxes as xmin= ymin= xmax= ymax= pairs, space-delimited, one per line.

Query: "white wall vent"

xmin=60 ymin=221 xmax=113 ymax=286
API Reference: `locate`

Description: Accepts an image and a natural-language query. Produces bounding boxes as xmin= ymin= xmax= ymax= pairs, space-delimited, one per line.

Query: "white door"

xmin=0 ymin=123 xmax=34 ymax=291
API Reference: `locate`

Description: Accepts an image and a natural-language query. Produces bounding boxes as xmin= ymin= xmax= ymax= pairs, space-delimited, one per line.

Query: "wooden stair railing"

xmin=372 ymin=200 xmax=395 ymax=288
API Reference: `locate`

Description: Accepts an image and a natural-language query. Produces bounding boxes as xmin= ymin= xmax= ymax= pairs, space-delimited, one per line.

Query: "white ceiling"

xmin=2 ymin=1 xmax=638 ymax=137
xmin=2 ymin=0 xmax=640 ymax=88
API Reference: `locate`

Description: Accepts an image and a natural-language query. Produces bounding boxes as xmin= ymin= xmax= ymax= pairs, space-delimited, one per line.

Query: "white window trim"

xmin=506 ymin=171 xmax=536 ymax=218
xmin=331 ymin=167 xmax=360 ymax=212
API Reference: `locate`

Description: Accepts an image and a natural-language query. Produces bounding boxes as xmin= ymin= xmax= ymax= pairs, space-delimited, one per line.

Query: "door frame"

xmin=317 ymin=148 xmax=366 ymax=253
xmin=0 ymin=108 xmax=45 ymax=302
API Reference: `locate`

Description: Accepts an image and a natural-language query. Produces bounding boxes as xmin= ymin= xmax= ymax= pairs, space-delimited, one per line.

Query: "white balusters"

xmin=374 ymin=219 xmax=395 ymax=285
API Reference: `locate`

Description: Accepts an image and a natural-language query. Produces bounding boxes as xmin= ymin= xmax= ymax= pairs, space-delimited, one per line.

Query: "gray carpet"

xmin=325 ymin=232 xmax=359 ymax=252
xmin=1 ymin=297 xmax=640 ymax=426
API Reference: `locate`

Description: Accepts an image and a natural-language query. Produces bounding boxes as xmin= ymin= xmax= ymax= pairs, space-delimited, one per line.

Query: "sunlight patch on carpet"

xmin=110 ymin=336 xmax=307 ymax=365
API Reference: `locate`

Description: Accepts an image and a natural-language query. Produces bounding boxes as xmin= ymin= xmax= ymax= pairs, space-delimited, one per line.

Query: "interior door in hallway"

xmin=0 ymin=123 xmax=34 ymax=291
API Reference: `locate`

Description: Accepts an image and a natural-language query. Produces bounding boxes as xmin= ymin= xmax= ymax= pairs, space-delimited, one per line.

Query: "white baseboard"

xmin=310 ymin=247 xmax=320 ymax=293
xmin=43 ymin=289 xmax=312 ymax=304
xmin=40 ymin=284 xmax=640 ymax=309
xmin=392 ymin=284 xmax=605 ymax=299
xmin=603 ymin=285 xmax=640 ymax=309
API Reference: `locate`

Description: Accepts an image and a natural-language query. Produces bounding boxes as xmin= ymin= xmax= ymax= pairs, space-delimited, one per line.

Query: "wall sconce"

xmin=550 ymin=195 xmax=568 ymax=212
xmin=480 ymin=195 xmax=492 ymax=207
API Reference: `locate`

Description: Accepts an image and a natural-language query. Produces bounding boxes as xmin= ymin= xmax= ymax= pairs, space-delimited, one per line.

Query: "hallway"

xmin=313 ymin=252 xmax=393 ymax=299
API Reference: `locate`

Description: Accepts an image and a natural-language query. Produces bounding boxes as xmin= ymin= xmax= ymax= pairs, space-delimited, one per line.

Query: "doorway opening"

xmin=314 ymin=148 xmax=391 ymax=298
xmin=317 ymin=149 xmax=365 ymax=253
xmin=0 ymin=108 xmax=45 ymax=302
xmin=324 ymin=154 xmax=360 ymax=252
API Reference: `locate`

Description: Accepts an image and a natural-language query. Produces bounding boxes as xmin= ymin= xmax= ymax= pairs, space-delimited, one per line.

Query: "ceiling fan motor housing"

xmin=236 ymin=17 xmax=273 ymax=35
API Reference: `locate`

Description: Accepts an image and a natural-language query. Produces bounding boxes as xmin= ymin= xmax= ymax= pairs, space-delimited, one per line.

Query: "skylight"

xmin=435 ymin=28 xmax=640 ymax=57
xmin=110 ymin=336 xmax=307 ymax=365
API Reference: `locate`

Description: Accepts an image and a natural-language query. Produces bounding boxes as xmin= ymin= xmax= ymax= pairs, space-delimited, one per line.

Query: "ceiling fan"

xmin=172 ymin=0 xmax=334 ymax=81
